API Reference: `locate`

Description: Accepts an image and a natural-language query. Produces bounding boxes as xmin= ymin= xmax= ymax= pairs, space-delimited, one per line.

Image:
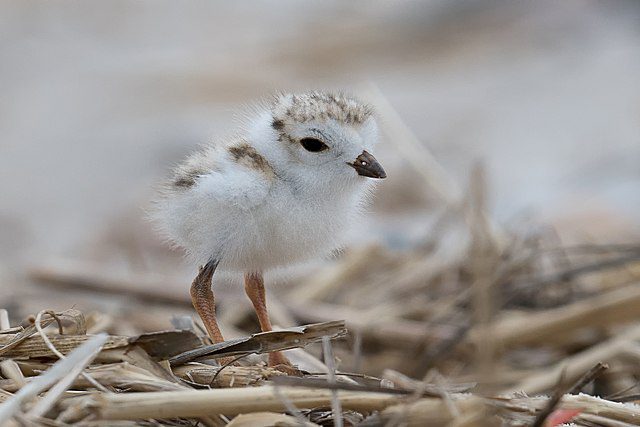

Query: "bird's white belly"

xmin=160 ymin=174 xmax=369 ymax=272
xmin=218 ymin=191 xmax=351 ymax=272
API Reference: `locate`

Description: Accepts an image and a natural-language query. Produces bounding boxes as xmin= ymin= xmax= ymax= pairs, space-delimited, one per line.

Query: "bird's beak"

xmin=347 ymin=150 xmax=387 ymax=179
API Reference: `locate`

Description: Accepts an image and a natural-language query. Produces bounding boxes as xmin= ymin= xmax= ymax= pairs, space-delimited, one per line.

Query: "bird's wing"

xmin=169 ymin=141 xmax=274 ymax=211
xmin=198 ymin=164 xmax=273 ymax=210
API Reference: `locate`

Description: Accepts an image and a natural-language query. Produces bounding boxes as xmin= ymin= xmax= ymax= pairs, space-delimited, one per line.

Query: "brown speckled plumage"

xmin=170 ymin=146 xmax=219 ymax=190
xmin=169 ymin=139 xmax=275 ymax=191
xmin=283 ymin=92 xmax=371 ymax=124
xmin=271 ymin=92 xmax=373 ymax=143
xmin=167 ymin=92 xmax=371 ymax=192
xmin=228 ymin=142 xmax=274 ymax=177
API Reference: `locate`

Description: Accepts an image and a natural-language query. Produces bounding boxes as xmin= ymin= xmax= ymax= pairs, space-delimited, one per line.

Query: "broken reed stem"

xmin=568 ymin=362 xmax=609 ymax=394
xmin=27 ymin=336 xmax=106 ymax=418
xmin=468 ymin=163 xmax=500 ymax=390
xmin=531 ymin=362 xmax=608 ymax=427
xmin=71 ymin=386 xmax=402 ymax=420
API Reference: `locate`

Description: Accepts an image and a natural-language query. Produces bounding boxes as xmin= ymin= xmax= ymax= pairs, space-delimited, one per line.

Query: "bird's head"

xmin=248 ymin=92 xmax=386 ymax=190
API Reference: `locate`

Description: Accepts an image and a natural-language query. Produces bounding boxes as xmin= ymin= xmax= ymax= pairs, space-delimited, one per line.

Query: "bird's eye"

xmin=299 ymin=137 xmax=328 ymax=153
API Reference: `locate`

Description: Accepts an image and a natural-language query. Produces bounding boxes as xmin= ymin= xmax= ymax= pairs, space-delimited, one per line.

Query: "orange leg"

xmin=244 ymin=272 xmax=292 ymax=368
xmin=190 ymin=260 xmax=225 ymax=344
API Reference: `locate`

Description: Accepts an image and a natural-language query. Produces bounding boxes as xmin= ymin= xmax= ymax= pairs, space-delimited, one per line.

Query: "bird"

xmin=153 ymin=91 xmax=386 ymax=371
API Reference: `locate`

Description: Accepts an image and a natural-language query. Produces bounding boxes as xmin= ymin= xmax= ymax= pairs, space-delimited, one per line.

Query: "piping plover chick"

xmin=154 ymin=91 xmax=386 ymax=370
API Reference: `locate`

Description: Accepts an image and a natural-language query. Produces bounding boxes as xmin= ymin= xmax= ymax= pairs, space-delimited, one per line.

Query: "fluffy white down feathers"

xmin=153 ymin=92 xmax=385 ymax=272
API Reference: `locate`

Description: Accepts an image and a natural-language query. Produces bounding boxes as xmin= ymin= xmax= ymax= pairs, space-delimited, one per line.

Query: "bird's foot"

xmin=269 ymin=351 xmax=303 ymax=376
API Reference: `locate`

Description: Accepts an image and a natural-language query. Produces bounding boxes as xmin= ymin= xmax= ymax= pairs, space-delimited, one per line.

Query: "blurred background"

xmin=1 ymin=0 xmax=640 ymax=389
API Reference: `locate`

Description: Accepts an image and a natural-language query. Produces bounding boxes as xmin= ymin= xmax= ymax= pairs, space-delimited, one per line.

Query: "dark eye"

xmin=299 ymin=137 xmax=328 ymax=152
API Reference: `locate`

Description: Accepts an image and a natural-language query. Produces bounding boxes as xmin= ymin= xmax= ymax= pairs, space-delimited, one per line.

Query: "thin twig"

xmin=605 ymin=381 xmax=640 ymax=400
xmin=532 ymin=362 xmax=608 ymax=427
xmin=568 ymin=362 xmax=608 ymax=394
xmin=208 ymin=354 xmax=251 ymax=388
xmin=322 ymin=336 xmax=343 ymax=427
xmin=530 ymin=367 xmax=567 ymax=427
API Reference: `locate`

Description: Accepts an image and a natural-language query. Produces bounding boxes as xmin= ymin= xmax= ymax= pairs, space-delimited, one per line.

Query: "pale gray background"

xmin=1 ymin=1 xmax=639 ymax=305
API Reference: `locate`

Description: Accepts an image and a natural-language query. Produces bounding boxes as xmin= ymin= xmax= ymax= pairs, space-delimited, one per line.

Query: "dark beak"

xmin=347 ymin=150 xmax=387 ymax=179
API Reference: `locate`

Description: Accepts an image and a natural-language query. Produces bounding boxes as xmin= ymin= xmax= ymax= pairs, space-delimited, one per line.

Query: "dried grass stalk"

xmin=0 ymin=334 xmax=129 ymax=359
xmin=482 ymin=283 xmax=640 ymax=348
xmin=172 ymin=363 xmax=284 ymax=388
xmin=513 ymin=323 xmax=640 ymax=394
xmin=0 ymin=333 xmax=107 ymax=423
xmin=75 ymin=385 xmax=402 ymax=420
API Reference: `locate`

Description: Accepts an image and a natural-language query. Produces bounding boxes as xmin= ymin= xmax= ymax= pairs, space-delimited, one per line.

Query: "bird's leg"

xmin=190 ymin=260 xmax=226 ymax=344
xmin=244 ymin=272 xmax=293 ymax=369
